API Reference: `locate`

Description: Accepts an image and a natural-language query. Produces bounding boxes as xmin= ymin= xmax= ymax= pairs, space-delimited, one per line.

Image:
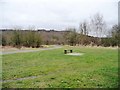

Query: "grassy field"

xmin=2 ymin=46 xmax=118 ymax=88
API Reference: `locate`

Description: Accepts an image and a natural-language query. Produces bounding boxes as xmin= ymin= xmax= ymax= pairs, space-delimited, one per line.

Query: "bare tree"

xmin=91 ymin=13 xmax=106 ymax=37
xmin=90 ymin=13 xmax=107 ymax=46
xmin=79 ymin=21 xmax=89 ymax=35
xmin=79 ymin=21 xmax=90 ymax=45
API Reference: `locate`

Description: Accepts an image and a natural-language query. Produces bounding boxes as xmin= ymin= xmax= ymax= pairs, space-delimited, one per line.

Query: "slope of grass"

xmin=2 ymin=46 xmax=118 ymax=88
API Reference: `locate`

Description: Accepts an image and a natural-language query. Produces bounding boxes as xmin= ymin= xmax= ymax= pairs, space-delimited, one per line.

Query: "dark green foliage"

xmin=101 ymin=38 xmax=117 ymax=47
xmin=101 ymin=25 xmax=120 ymax=47
xmin=34 ymin=32 xmax=42 ymax=48
xmin=11 ymin=30 xmax=22 ymax=48
xmin=2 ymin=35 xmax=7 ymax=46
xmin=111 ymin=25 xmax=120 ymax=46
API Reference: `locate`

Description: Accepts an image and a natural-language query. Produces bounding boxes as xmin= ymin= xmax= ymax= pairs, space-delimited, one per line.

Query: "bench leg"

xmin=64 ymin=50 xmax=67 ymax=54
xmin=70 ymin=50 xmax=72 ymax=53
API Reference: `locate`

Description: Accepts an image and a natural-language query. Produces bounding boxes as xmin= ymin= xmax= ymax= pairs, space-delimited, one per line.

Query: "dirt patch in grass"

xmin=66 ymin=53 xmax=84 ymax=56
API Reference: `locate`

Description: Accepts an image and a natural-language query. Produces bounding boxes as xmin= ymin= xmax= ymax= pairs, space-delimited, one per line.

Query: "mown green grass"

xmin=2 ymin=46 xmax=118 ymax=88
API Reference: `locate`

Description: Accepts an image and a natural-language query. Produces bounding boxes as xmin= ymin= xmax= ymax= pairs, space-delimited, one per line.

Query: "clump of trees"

xmin=2 ymin=30 xmax=42 ymax=48
xmin=64 ymin=13 xmax=119 ymax=47
xmin=78 ymin=20 xmax=91 ymax=45
xmin=64 ymin=28 xmax=78 ymax=46
xmin=64 ymin=13 xmax=104 ymax=46
xmin=101 ymin=25 xmax=120 ymax=47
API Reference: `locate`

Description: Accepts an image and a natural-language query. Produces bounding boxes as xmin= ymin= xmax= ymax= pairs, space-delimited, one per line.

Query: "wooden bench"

xmin=64 ymin=49 xmax=73 ymax=54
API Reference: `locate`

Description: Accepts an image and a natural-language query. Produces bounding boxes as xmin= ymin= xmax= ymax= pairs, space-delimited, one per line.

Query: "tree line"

xmin=2 ymin=30 xmax=42 ymax=48
xmin=1 ymin=13 xmax=120 ymax=48
xmin=64 ymin=13 xmax=119 ymax=47
xmin=64 ymin=24 xmax=119 ymax=47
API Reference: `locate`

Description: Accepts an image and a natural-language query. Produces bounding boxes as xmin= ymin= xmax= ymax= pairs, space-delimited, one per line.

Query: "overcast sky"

xmin=0 ymin=0 xmax=119 ymax=30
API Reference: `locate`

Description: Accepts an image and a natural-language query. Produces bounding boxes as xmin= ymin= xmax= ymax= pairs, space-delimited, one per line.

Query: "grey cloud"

xmin=0 ymin=0 xmax=118 ymax=30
